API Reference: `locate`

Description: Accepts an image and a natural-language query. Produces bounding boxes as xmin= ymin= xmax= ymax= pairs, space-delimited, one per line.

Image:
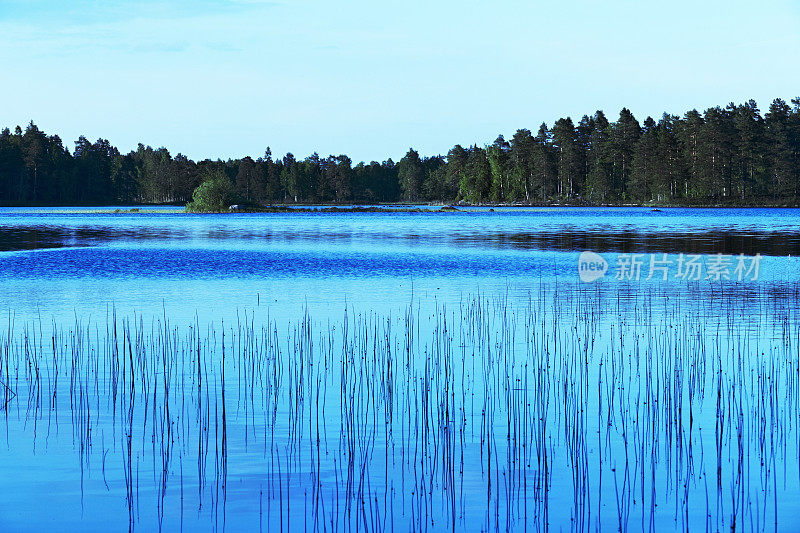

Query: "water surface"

xmin=1 ymin=207 xmax=799 ymax=531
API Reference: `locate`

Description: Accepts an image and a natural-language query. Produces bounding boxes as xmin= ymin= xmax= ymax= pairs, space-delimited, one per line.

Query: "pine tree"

xmin=765 ymin=98 xmax=796 ymax=200
xmin=509 ymin=129 xmax=535 ymax=201
xmin=629 ymin=117 xmax=660 ymax=201
xmin=585 ymin=111 xmax=613 ymax=202
xmin=552 ymin=117 xmax=579 ymax=198
xmin=532 ymin=124 xmax=556 ymax=201
xmin=487 ymin=135 xmax=511 ymax=202
xmin=398 ymin=148 xmax=424 ymax=201
xmin=445 ymin=145 xmax=469 ymax=201
xmin=459 ymin=146 xmax=492 ymax=203
xmin=732 ymin=100 xmax=765 ymax=199
xmin=656 ymin=114 xmax=686 ymax=200
xmin=611 ymin=108 xmax=640 ymax=201
xmin=678 ymin=110 xmax=704 ymax=200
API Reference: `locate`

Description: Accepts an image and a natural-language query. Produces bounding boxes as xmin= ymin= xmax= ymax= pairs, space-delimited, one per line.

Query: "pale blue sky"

xmin=1 ymin=0 xmax=799 ymax=162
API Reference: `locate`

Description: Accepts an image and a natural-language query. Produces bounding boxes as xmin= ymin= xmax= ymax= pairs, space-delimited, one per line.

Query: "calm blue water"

xmin=1 ymin=207 xmax=798 ymax=322
xmin=1 ymin=207 xmax=799 ymax=531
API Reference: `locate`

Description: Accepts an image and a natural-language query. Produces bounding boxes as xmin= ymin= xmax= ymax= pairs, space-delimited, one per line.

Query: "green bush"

xmin=186 ymin=173 xmax=237 ymax=212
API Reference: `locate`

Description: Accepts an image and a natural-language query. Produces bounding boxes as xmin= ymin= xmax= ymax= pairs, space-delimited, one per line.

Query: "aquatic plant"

xmin=1 ymin=283 xmax=798 ymax=531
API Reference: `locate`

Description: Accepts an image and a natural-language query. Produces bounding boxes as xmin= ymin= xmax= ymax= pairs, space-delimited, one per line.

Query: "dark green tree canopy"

xmin=1 ymin=96 xmax=799 ymax=207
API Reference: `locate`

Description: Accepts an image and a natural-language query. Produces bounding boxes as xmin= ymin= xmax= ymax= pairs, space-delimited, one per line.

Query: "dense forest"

xmin=2 ymin=97 xmax=799 ymax=206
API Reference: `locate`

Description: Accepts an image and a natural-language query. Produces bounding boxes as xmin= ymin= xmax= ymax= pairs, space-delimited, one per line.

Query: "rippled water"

xmin=1 ymin=207 xmax=799 ymax=531
xmin=1 ymin=206 xmax=799 ymax=320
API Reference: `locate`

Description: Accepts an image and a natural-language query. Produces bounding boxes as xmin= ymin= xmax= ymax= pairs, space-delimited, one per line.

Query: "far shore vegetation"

xmin=1 ymin=97 xmax=800 ymax=209
xmin=185 ymin=171 xmax=238 ymax=212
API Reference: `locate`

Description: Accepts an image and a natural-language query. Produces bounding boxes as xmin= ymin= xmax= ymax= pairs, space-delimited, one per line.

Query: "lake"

xmin=1 ymin=207 xmax=799 ymax=531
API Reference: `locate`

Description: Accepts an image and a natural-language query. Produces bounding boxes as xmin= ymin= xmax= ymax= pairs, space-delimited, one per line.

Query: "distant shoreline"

xmin=2 ymin=201 xmax=799 ymax=215
xmin=4 ymin=97 xmax=800 ymax=210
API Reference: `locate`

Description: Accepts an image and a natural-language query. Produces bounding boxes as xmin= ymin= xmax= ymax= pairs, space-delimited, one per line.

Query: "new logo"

xmin=578 ymin=251 xmax=607 ymax=282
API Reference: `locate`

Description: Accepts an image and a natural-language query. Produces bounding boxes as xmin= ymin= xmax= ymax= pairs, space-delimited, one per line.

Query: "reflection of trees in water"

xmin=0 ymin=225 xmax=188 ymax=251
xmin=454 ymin=229 xmax=800 ymax=256
xmin=3 ymin=223 xmax=800 ymax=256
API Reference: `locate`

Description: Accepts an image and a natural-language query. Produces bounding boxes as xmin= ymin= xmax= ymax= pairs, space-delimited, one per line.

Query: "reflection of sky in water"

xmin=1 ymin=206 xmax=799 ymax=324
xmin=4 ymin=206 xmax=800 ymax=254
xmin=1 ymin=277 xmax=798 ymax=530
xmin=2 ymin=207 xmax=800 ymax=530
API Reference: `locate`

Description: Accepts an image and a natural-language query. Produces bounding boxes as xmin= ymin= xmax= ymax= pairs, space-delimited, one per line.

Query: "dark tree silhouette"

xmin=1 ymin=96 xmax=799 ymax=206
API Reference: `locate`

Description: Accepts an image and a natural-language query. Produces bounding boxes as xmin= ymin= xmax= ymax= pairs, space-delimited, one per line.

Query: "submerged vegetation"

xmin=2 ymin=283 xmax=799 ymax=530
xmin=1 ymin=97 xmax=800 ymax=207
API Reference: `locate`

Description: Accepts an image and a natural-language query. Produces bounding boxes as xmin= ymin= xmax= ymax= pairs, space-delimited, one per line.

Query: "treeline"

xmin=1 ymin=97 xmax=799 ymax=206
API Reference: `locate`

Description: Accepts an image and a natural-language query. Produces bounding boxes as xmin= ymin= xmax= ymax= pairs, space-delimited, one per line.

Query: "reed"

xmin=1 ymin=282 xmax=798 ymax=531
